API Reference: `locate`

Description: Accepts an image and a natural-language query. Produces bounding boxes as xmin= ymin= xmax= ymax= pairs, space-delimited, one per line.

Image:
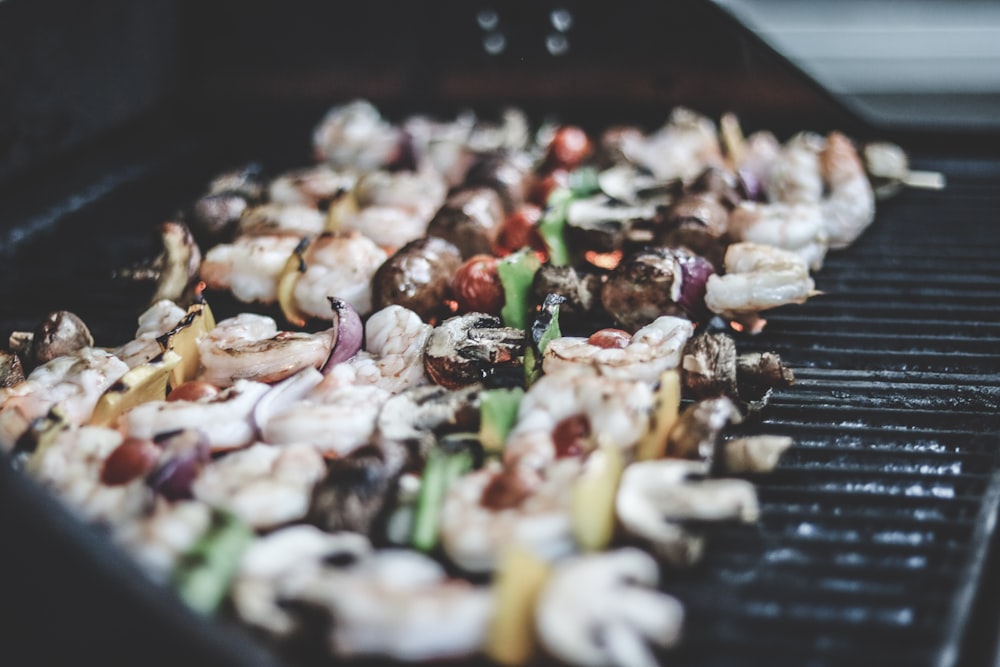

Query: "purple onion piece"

xmin=147 ymin=430 xmax=211 ymax=501
xmin=677 ymin=251 xmax=716 ymax=322
xmin=737 ymin=168 xmax=765 ymax=202
xmin=322 ymin=297 xmax=364 ymax=372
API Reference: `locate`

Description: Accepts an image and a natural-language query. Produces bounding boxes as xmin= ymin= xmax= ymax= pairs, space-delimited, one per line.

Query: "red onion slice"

xmin=676 ymin=251 xmax=716 ymax=322
xmin=146 ymin=430 xmax=211 ymax=501
xmin=322 ymin=297 xmax=363 ymax=372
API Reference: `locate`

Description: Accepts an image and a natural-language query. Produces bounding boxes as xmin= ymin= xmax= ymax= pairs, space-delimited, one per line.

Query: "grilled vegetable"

xmin=524 ymin=294 xmax=564 ymax=386
xmin=479 ymin=387 xmax=524 ymax=454
xmin=29 ymin=310 xmax=94 ymax=367
xmin=497 ymin=247 xmax=541 ymax=330
xmin=637 ymin=369 xmax=681 ymax=461
xmin=412 ymin=448 xmax=473 ymax=552
xmin=90 ymin=350 xmax=181 ymax=428
xmin=157 ymin=301 xmax=216 ymax=389
xmin=486 ymin=544 xmax=551 ymax=666
xmin=372 ymin=236 xmax=463 ymax=321
xmin=571 ymin=443 xmax=625 ymax=551
xmin=172 ymin=509 xmax=254 ymax=615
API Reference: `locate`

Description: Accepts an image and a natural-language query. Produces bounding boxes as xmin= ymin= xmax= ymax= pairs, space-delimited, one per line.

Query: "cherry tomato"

xmin=587 ymin=328 xmax=632 ymax=349
xmin=167 ymin=381 xmax=220 ymax=402
xmin=101 ymin=437 xmax=161 ymax=486
xmin=545 ymin=126 xmax=593 ymax=171
xmin=496 ymin=204 xmax=546 ymax=255
xmin=452 ymin=254 xmax=504 ymax=315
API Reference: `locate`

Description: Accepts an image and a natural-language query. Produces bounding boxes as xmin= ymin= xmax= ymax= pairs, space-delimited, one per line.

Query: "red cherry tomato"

xmin=545 ymin=126 xmax=594 ymax=171
xmin=452 ymin=254 xmax=504 ymax=315
xmin=529 ymin=170 xmax=569 ymax=207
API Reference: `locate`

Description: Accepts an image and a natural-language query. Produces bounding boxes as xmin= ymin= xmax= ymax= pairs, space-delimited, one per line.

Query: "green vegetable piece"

xmin=412 ymin=449 xmax=473 ymax=552
xmin=480 ymin=387 xmax=525 ymax=454
xmin=538 ymin=188 xmax=572 ymax=268
xmin=525 ymin=294 xmax=564 ymax=386
xmin=172 ymin=510 xmax=254 ymax=615
xmin=498 ymin=248 xmax=542 ymax=330
xmin=568 ymin=167 xmax=601 ymax=197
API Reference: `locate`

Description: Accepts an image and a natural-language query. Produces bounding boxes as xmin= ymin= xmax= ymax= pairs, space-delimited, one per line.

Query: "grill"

xmin=2 ymin=2 xmax=1000 ymax=666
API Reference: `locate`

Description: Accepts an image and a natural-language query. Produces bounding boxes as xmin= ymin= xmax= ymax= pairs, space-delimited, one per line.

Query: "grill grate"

xmin=1 ymin=139 xmax=999 ymax=667
xmin=667 ymin=161 xmax=1000 ymax=666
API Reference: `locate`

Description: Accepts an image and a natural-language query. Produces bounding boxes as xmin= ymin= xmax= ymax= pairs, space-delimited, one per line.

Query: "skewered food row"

xmin=0 ymin=100 xmax=922 ymax=666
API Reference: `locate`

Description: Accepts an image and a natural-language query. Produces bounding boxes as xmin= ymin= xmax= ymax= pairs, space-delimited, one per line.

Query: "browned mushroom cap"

xmin=424 ymin=313 xmax=525 ymax=389
xmin=462 ymin=151 xmax=533 ymax=214
xmin=531 ymin=264 xmax=603 ymax=320
xmin=30 ymin=310 xmax=94 ymax=366
xmin=426 ymin=188 xmax=505 ymax=259
xmin=600 ymin=246 xmax=715 ymax=332
xmin=687 ymin=166 xmax=747 ymax=209
xmin=654 ymin=193 xmax=730 ymax=270
xmin=371 ymin=236 xmax=463 ymax=321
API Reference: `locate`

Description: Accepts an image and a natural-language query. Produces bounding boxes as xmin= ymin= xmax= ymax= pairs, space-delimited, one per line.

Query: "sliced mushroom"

xmin=371 ymin=236 xmax=463 ymax=321
xmin=424 ymin=313 xmax=525 ymax=389
xmin=666 ymin=395 xmax=740 ymax=461
xmin=116 ymin=221 xmax=203 ymax=307
xmin=375 ymin=384 xmax=482 ymax=466
xmin=564 ymin=195 xmax=656 ymax=255
xmin=720 ymin=435 xmax=794 ymax=474
xmin=653 ymin=193 xmax=730 ymax=269
xmin=616 ymin=459 xmax=759 ymax=565
xmin=536 ymin=548 xmax=684 ymax=667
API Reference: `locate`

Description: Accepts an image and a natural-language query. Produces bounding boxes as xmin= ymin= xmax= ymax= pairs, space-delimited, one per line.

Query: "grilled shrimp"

xmin=504 ymin=373 xmax=654 ymax=470
xmin=619 ymin=108 xmax=724 ymax=182
xmin=291 ymin=231 xmax=387 ymax=318
xmin=114 ymin=299 xmax=186 ymax=368
xmin=733 ymin=130 xmax=781 ymax=198
xmin=820 ymin=131 xmax=876 ymax=248
xmin=200 ymin=235 xmax=300 ymax=304
xmin=727 ymin=201 xmax=829 ymax=271
xmin=29 ymin=425 xmax=150 ymax=525
xmin=704 ymin=242 xmax=816 ymax=332
xmin=766 ymin=132 xmax=825 ymax=204
xmin=192 ymin=442 xmax=326 ymax=529
xmin=268 ymin=164 xmax=356 ymax=208
xmin=114 ymin=499 xmax=213 ymax=582
xmin=124 ymin=379 xmax=270 ymax=452
xmin=542 ymin=316 xmax=694 ymax=384
xmin=440 ymin=458 xmax=582 ymax=573
xmin=261 ymin=383 xmax=390 ymax=457
xmin=339 ymin=168 xmax=448 ymax=248
xmin=197 ymin=313 xmax=334 ymax=387
xmin=312 ymin=100 xmax=403 ymax=170
xmin=236 ymin=203 xmax=325 ymax=238
xmin=330 ymin=305 xmax=432 ymax=394
xmin=0 ymin=348 xmax=128 ymax=451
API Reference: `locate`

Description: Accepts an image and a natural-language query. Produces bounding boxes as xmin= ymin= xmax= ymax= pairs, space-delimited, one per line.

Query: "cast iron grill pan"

xmin=0 ymin=132 xmax=998 ymax=667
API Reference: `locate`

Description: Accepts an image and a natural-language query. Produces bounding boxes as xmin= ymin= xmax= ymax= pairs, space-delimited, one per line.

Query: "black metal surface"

xmin=1 ymin=115 xmax=999 ymax=667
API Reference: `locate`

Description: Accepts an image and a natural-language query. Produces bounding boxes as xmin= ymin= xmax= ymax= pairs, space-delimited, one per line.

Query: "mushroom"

xmin=616 ymin=459 xmax=759 ymax=566
xmin=600 ymin=246 xmax=715 ymax=332
xmin=597 ymin=164 xmax=678 ymax=206
xmin=653 ymin=193 xmax=731 ymax=270
xmin=681 ymin=333 xmax=794 ymax=411
xmin=116 ymin=221 xmax=203 ymax=307
xmin=720 ymin=435 xmax=794 ymax=474
xmin=424 ymin=313 xmax=524 ymax=389
xmin=371 ymin=236 xmax=463 ymax=321
xmin=232 ymin=526 xmax=373 ymax=637
xmin=375 ymin=384 xmax=482 ymax=465
xmin=462 ymin=150 xmax=534 ymax=214
xmin=564 ymin=195 xmax=657 ymax=256
xmin=666 ymin=395 xmax=740 ymax=461
xmin=535 ymin=548 xmax=684 ymax=667
xmin=191 ymin=163 xmax=265 ymax=241
xmin=29 ymin=310 xmax=94 ymax=367
xmin=0 ymin=350 xmax=25 ymax=388
xmin=425 ymin=187 xmax=505 ymax=259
